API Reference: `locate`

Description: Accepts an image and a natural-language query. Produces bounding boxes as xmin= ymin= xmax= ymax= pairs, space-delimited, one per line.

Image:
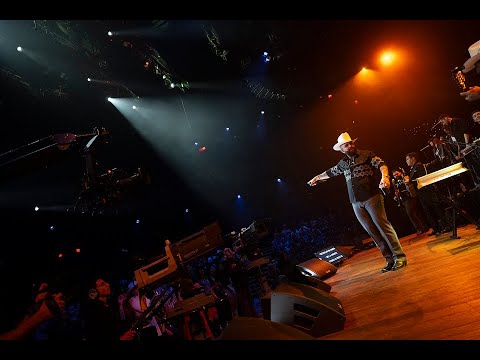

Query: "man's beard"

xmin=344 ymin=147 xmax=357 ymax=157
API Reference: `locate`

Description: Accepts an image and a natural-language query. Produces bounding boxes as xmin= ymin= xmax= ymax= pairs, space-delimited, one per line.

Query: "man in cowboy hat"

xmin=460 ymin=39 xmax=480 ymax=102
xmin=307 ymin=132 xmax=407 ymax=272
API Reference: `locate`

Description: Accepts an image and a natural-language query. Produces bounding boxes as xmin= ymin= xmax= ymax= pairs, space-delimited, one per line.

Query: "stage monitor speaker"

xmin=314 ymin=246 xmax=352 ymax=266
xmin=219 ymin=317 xmax=316 ymax=340
xmin=270 ymin=282 xmax=346 ymax=338
xmin=261 ymin=292 xmax=272 ymax=320
xmin=301 ymin=275 xmax=332 ymax=293
xmin=296 ymin=258 xmax=337 ymax=280
xmin=335 ymin=246 xmax=356 ymax=258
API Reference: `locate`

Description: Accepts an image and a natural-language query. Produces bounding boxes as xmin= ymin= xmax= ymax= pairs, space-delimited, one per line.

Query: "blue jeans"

xmin=352 ymin=194 xmax=406 ymax=264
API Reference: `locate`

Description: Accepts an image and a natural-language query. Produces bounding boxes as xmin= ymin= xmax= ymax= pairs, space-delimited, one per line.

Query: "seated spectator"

xmin=79 ymin=277 xmax=137 ymax=341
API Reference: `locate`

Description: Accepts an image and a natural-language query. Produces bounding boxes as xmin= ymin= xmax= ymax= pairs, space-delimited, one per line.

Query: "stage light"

xmin=380 ymin=51 xmax=395 ymax=66
xmin=237 ymin=194 xmax=241 ymax=199
xmin=107 ymin=97 xmax=112 ymax=102
xmin=34 ymin=206 xmax=39 ymax=211
xmin=107 ymin=31 xmax=113 ymax=36
xmin=277 ymin=178 xmax=282 ymax=183
xmin=17 ymin=46 xmax=22 ymax=52
xmin=136 ymin=219 xmax=140 ymax=224
xmin=226 ymin=127 xmax=230 ymax=131
xmin=185 ymin=209 xmax=189 ymax=213
xmin=261 ymin=110 xmax=264 ymax=114
xmin=49 ymin=225 xmax=55 ymax=231
xmin=194 ymin=142 xmax=198 ymax=146
xmin=170 ymin=83 xmax=175 ymax=88
xmin=75 ymin=248 xmax=81 ymax=253
xmin=132 ymin=105 xmax=137 ymax=110
xmin=87 ymin=78 xmax=91 ymax=82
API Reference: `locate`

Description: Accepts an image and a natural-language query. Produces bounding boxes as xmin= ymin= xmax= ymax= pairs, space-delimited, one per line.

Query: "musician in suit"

xmin=405 ymin=152 xmax=451 ymax=236
xmin=307 ymin=132 xmax=407 ymax=273
xmin=392 ymin=169 xmax=429 ymax=236
xmin=426 ymin=133 xmax=457 ymax=171
xmin=438 ymin=114 xmax=471 ymax=156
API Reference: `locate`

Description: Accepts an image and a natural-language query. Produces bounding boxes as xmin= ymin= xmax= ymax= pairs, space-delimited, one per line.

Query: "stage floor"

xmin=319 ymin=223 xmax=480 ymax=340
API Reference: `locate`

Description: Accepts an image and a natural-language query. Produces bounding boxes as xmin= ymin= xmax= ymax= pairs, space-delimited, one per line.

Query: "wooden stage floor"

xmin=319 ymin=223 xmax=480 ymax=340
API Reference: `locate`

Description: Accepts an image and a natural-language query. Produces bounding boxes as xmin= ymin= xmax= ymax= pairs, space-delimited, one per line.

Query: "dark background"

xmin=1 ymin=19 xmax=480 ymax=296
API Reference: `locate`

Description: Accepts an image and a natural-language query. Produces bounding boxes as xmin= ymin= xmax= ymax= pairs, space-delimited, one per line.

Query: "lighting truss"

xmin=204 ymin=26 xmax=228 ymax=61
xmin=243 ymin=78 xmax=286 ymax=101
xmin=136 ymin=44 xmax=189 ymax=92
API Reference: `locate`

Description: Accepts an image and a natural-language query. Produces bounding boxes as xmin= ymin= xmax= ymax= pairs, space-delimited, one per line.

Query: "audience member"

xmin=79 ymin=277 xmax=137 ymax=340
xmin=0 ymin=291 xmax=65 ymax=340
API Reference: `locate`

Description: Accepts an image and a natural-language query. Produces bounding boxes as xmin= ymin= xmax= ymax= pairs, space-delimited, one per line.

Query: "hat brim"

xmin=333 ymin=138 xmax=358 ymax=151
xmin=462 ymin=53 xmax=480 ymax=73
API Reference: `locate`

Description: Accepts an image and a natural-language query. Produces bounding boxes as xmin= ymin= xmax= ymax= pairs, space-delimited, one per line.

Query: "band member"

xmin=426 ymin=134 xmax=457 ymax=171
xmin=404 ymin=152 xmax=451 ymax=236
xmin=392 ymin=169 xmax=429 ymax=235
xmin=307 ymin=132 xmax=407 ymax=273
xmin=438 ymin=114 xmax=471 ymax=159
xmin=471 ymin=110 xmax=480 ymax=124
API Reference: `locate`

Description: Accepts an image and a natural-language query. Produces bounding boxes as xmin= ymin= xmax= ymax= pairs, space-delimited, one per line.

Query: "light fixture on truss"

xmin=204 ymin=26 xmax=228 ymax=61
xmin=140 ymin=44 xmax=189 ymax=92
xmin=243 ymin=78 xmax=286 ymax=101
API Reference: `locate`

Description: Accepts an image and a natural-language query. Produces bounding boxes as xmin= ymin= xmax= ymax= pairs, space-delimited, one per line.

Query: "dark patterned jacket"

xmin=326 ymin=149 xmax=385 ymax=203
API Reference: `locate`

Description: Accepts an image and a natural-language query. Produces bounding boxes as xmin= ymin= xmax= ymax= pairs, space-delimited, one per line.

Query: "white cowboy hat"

xmin=333 ymin=132 xmax=358 ymax=151
xmin=462 ymin=39 xmax=480 ymax=73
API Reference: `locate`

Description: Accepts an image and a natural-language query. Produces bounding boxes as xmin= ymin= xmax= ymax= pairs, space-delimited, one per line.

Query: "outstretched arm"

xmin=0 ymin=293 xmax=65 ymax=340
xmin=460 ymin=86 xmax=480 ymax=102
xmin=307 ymin=171 xmax=330 ymax=186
